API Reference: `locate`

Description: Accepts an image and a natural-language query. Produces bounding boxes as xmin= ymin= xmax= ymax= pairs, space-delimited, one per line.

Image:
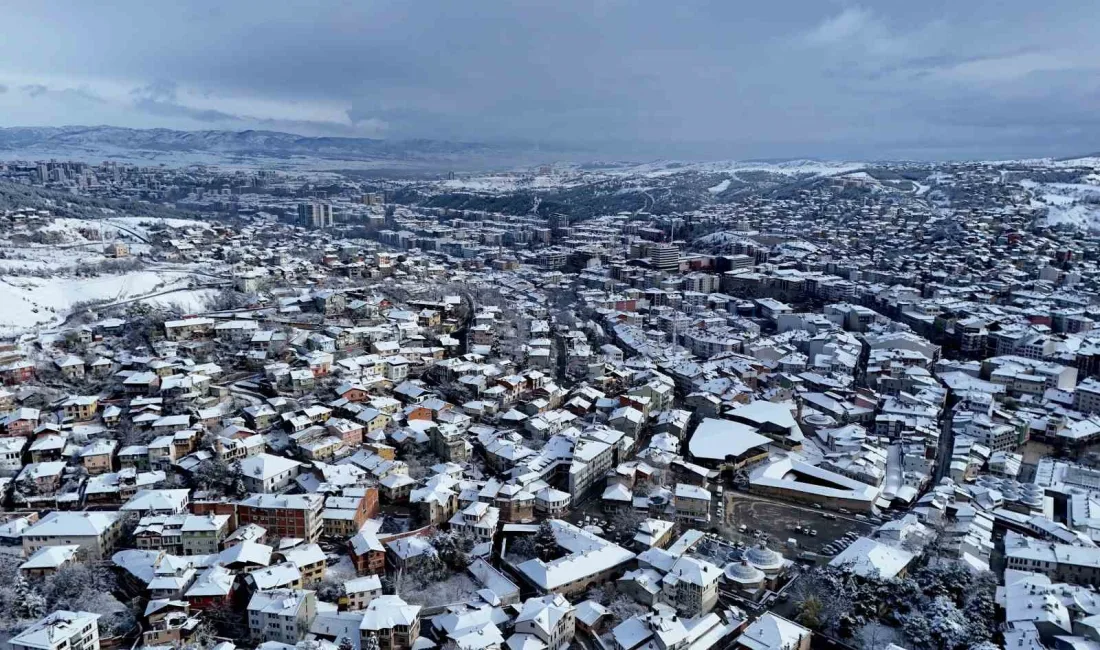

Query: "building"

xmin=661 ymin=556 xmax=722 ymax=616
xmin=299 ymin=201 xmax=334 ymax=229
xmin=359 ymin=594 xmax=422 ymax=650
xmin=239 ymin=453 xmax=303 ymax=493
xmin=673 ymin=484 xmax=712 ymax=525
xmin=22 ymin=511 xmax=124 ymax=561
xmin=651 ymin=244 xmax=680 ymax=271
xmin=248 ymin=589 xmax=317 ymax=645
xmin=733 ymin=613 xmax=810 ymax=650
xmin=237 ymin=493 xmax=325 ymax=542
xmin=514 ymin=520 xmax=636 ymax=597
xmin=512 ymin=594 xmax=576 ymax=650
xmin=9 ymin=611 xmax=100 ymax=650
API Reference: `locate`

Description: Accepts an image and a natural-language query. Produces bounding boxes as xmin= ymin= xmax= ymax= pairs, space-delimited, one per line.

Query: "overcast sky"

xmin=2 ymin=1 xmax=1098 ymax=160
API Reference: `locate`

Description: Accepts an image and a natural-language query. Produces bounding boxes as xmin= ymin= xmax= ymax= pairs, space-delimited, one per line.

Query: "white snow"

xmin=0 ymin=270 xmax=196 ymax=335
xmin=1020 ymin=179 xmax=1100 ymax=229
xmin=707 ymin=179 xmax=731 ymax=194
xmin=604 ymin=159 xmax=867 ymax=179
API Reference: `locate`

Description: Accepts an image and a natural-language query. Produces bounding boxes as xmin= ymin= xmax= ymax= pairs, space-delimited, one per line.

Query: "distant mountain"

xmin=0 ymin=125 xmax=553 ymax=170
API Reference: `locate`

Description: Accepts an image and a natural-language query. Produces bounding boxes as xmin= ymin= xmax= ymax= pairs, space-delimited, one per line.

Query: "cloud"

xmin=802 ymin=6 xmax=878 ymax=45
xmin=0 ymin=84 xmax=7 ymax=94
xmin=21 ymin=83 xmax=105 ymax=103
xmin=0 ymin=1 xmax=1099 ymax=159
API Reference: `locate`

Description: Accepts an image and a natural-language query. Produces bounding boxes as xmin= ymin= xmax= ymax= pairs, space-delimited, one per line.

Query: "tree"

xmin=364 ymin=632 xmax=381 ymax=650
xmin=534 ymin=521 xmax=560 ymax=562
xmin=507 ymin=535 xmax=538 ymax=563
xmin=798 ymin=596 xmax=823 ymax=630
xmin=338 ymin=637 xmax=355 ymax=650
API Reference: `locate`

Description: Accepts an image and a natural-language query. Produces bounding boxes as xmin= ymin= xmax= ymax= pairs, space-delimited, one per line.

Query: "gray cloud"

xmin=0 ymin=0 xmax=1098 ymax=159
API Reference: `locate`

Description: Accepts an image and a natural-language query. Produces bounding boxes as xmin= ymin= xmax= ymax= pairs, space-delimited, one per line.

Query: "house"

xmin=164 ymin=317 xmax=215 ymax=341
xmin=345 ymin=574 xmax=384 ymax=611
xmin=359 ymin=594 xmax=421 ymax=650
xmin=19 ymin=544 xmax=82 ymax=578
xmin=828 ymin=537 xmax=915 ymax=580
xmin=277 ymin=543 xmax=327 ymax=585
xmin=3 ymin=407 xmax=41 ymax=436
xmin=22 ymin=511 xmax=124 ymax=560
xmin=247 ymin=589 xmax=317 ymax=645
xmin=673 ymin=484 xmax=712 ymax=525
xmin=9 ymin=611 xmax=101 ymax=650
xmin=56 ymin=357 xmax=86 ymax=380
xmin=122 ymin=488 xmax=192 ymax=515
xmin=349 ymin=522 xmax=386 ymax=576
xmin=80 ymin=439 xmax=117 ymax=475
xmin=0 ymin=436 xmax=29 ymax=473
xmin=733 ymin=613 xmax=810 ymax=650
xmin=239 ymin=453 xmax=303 ymax=493
xmin=661 ymin=556 xmax=722 ymax=616
xmin=511 ymin=594 xmax=576 ymax=650
xmin=184 ymin=565 xmax=237 ymax=611
xmin=61 ymin=395 xmax=97 ymax=421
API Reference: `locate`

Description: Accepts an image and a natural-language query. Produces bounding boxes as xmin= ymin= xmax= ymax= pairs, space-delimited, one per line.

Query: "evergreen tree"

xmin=534 ymin=521 xmax=559 ymax=562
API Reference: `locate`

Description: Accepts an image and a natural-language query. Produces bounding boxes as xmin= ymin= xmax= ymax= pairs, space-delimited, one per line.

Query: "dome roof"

xmin=724 ymin=560 xmax=765 ymax=584
xmin=746 ymin=543 xmax=783 ymax=571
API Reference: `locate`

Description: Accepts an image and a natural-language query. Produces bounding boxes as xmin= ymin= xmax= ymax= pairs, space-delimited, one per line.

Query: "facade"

xmin=237 ymin=493 xmax=325 ymax=543
xmin=247 ymin=589 xmax=317 ymax=645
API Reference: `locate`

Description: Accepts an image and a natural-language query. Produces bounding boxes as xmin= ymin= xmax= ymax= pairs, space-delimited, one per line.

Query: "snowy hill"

xmin=0 ymin=126 xmax=550 ymax=170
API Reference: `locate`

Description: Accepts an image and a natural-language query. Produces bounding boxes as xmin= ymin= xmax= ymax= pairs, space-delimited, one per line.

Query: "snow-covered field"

xmin=605 ymin=159 xmax=868 ymax=179
xmin=1021 ymin=179 xmax=1100 ymax=229
xmin=0 ymin=215 xmax=221 ymax=335
xmin=437 ymin=172 xmax=584 ymax=193
xmin=0 ymin=270 xmax=197 ymax=334
xmin=707 ymin=179 xmax=731 ymax=194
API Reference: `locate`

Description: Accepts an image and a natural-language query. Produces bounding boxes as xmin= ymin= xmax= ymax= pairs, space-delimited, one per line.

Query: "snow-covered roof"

xmin=829 ymin=537 xmax=914 ymax=579
xmin=688 ymin=418 xmax=772 ymax=461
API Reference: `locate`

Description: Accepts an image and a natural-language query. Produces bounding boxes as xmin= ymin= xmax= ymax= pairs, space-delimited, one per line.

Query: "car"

xmin=822 ymin=513 xmax=837 ymax=520
xmin=739 ymin=525 xmax=748 ymax=533
xmin=809 ymin=529 xmax=818 ymax=537
xmin=812 ymin=503 xmax=822 ymax=509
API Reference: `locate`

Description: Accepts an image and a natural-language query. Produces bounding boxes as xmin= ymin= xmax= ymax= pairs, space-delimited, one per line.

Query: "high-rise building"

xmin=651 ymin=244 xmax=680 ymax=271
xmin=297 ymin=201 xmax=334 ymax=229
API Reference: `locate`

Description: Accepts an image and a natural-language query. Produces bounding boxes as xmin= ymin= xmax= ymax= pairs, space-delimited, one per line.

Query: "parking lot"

xmin=720 ymin=492 xmax=875 ymax=558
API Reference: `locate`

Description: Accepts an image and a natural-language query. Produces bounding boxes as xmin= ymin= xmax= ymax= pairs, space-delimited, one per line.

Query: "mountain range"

xmin=0 ymin=126 xmax=562 ymax=170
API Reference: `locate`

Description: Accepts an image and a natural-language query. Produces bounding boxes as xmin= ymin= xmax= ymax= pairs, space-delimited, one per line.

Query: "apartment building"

xmin=237 ymin=493 xmax=325 ymax=543
xmin=9 ymin=611 xmax=100 ymax=650
xmin=22 ymin=511 xmax=124 ymax=561
xmin=660 ymin=556 xmax=722 ymax=616
xmin=137 ymin=514 xmax=224 ymax=554
xmin=247 ymin=589 xmax=317 ymax=645
xmin=673 ymin=484 xmax=712 ymax=525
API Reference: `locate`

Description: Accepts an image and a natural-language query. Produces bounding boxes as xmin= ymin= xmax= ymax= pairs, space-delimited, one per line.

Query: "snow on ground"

xmin=103 ymin=216 xmax=211 ymax=237
xmin=606 ymin=159 xmax=867 ymax=179
xmin=0 ymin=270 xmax=195 ymax=335
xmin=437 ymin=172 xmax=583 ymax=193
xmin=140 ymin=288 xmax=218 ymax=313
xmin=707 ymin=179 xmax=731 ymax=194
xmin=1021 ymin=179 xmax=1100 ymax=229
xmin=0 ymin=245 xmax=109 ymax=273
